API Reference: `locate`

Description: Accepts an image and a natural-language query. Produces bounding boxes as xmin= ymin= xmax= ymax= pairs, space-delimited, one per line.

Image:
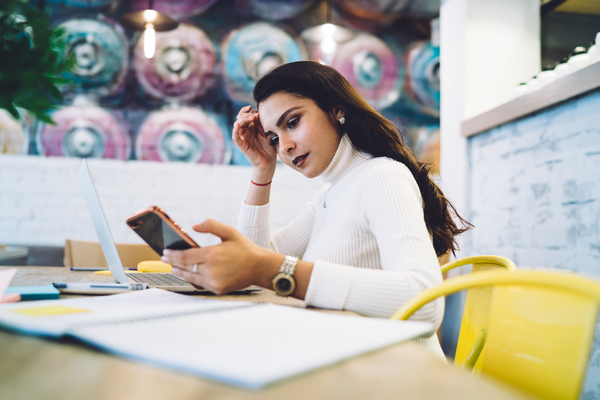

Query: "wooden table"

xmin=0 ymin=267 xmax=534 ymax=400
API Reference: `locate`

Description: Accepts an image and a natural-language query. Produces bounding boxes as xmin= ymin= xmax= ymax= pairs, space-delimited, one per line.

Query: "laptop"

xmin=77 ymin=159 xmax=260 ymax=295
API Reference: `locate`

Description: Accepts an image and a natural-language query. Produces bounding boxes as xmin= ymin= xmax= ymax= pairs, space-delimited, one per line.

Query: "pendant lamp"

xmin=301 ymin=0 xmax=354 ymax=55
xmin=119 ymin=0 xmax=179 ymax=59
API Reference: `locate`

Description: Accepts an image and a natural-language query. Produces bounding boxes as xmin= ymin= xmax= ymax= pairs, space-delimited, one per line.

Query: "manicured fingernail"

xmin=163 ymin=250 xmax=170 ymax=255
xmin=172 ymin=267 xmax=180 ymax=274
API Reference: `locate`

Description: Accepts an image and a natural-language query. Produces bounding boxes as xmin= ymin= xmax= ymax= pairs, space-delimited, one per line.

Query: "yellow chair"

xmin=393 ymin=270 xmax=600 ymax=400
xmin=440 ymin=255 xmax=516 ymax=274
xmin=439 ymin=255 xmax=516 ymax=369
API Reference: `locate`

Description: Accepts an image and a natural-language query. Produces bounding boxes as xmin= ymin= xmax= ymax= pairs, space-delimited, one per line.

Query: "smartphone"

xmin=126 ymin=206 xmax=199 ymax=256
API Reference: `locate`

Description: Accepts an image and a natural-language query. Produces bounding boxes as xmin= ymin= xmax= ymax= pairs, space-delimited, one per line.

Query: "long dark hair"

xmin=253 ymin=61 xmax=472 ymax=256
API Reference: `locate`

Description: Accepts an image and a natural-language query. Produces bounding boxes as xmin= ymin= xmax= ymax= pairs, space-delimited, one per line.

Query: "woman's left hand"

xmin=161 ymin=219 xmax=281 ymax=294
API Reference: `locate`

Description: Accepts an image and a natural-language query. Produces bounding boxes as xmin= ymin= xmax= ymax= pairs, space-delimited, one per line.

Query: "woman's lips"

xmin=293 ymin=153 xmax=308 ymax=168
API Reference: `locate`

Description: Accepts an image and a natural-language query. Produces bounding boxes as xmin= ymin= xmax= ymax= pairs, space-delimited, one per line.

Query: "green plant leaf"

xmin=40 ymin=75 xmax=63 ymax=102
xmin=0 ymin=0 xmax=74 ymax=124
xmin=2 ymin=102 xmax=21 ymax=121
xmin=35 ymin=111 xmax=56 ymax=125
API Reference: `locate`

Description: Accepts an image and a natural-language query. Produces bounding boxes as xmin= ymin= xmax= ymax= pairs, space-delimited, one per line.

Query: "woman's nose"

xmin=279 ymin=136 xmax=295 ymax=154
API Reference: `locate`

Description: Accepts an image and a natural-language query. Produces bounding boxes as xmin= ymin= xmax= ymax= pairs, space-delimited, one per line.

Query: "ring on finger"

xmin=192 ymin=263 xmax=198 ymax=273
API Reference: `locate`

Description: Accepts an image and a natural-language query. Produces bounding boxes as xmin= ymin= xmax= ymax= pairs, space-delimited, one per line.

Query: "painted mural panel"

xmin=13 ymin=0 xmax=439 ymax=167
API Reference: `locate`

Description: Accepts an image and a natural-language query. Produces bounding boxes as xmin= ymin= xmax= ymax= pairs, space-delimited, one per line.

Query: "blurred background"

xmin=0 ymin=0 xmax=443 ymax=168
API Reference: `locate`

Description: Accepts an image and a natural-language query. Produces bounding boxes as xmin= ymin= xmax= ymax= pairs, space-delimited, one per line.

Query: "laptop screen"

xmin=77 ymin=159 xmax=128 ymax=284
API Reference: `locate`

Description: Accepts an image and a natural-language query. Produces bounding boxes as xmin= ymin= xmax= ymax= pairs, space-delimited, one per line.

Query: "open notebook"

xmin=0 ymin=289 xmax=433 ymax=389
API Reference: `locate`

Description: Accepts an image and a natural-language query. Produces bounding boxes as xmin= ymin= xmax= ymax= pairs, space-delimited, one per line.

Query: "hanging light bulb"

xmin=301 ymin=0 xmax=354 ymax=59
xmin=144 ymin=22 xmax=155 ymax=58
xmin=320 ymin=23 xmax=337 ymax=54
xmin=120 ymin=1 xmax=179 ymax=58
xmin=143 ymin=9 xmax=157 ymax=58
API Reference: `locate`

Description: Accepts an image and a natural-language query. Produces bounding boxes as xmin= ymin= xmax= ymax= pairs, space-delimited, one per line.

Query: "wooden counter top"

xmin=0 ymin=266 xmax=534 ymax=400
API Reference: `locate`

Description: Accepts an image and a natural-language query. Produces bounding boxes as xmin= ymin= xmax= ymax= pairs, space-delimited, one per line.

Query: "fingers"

xmin=235 ymin=106 xmax=260 ymax=130
xmin=162 ymin=247 xmax=206 ymax=270
xmin=236 ymin=105 xmax=252 ymax=118
xmin=171 ymin=267 xmax=210 ymax=291
xmin=171 ymin=264 xmax=229 ymax=295
xmin=252 ymin=111 xmax=264 ymax=135
xmin=192 ymin=219 xmax=237 ymax=241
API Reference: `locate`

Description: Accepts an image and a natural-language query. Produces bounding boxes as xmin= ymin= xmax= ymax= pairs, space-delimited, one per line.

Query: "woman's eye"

xmin=269 ymin=136 xmax=279 ymax=146
xmin=287 ymin=117 xmax=299 ymax=129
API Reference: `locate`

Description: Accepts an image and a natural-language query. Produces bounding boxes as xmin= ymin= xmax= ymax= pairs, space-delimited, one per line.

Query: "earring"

xmin=338 ymin=116 xmax=346 ymax=125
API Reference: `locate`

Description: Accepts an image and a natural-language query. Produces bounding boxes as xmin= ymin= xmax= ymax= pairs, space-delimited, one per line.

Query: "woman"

xmin=162 ymin=61 xmax=470 ymax=358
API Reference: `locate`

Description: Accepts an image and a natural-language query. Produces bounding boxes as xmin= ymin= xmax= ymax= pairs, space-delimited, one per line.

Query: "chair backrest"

xmin=393 ymin=270 xmax=600 ymax=400
xmin=440 ymin=255 xmax=516 ymax=369
xmin=64 ymin=239 xmax=160 ymax=269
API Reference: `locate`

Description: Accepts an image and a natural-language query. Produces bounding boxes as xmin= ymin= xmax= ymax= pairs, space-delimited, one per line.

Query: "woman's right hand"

xmin=232 ymin=105 xmax=277 ymax=173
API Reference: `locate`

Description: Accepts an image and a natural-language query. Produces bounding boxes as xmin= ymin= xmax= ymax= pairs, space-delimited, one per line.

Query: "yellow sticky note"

xmin=138 ymin=261 xmax=172 ymax=273
xmin=95 ymin=270 xmax=142 ymax=275
xmin=12 ymin=305 xmax=90 ymax=317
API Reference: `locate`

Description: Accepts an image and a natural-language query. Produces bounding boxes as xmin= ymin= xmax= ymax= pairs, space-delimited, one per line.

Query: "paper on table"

xmin=0 ymin=288 xmax=234 ymax=337
xmin=0 ymin=269 xmax=19 ymax=303
xmin=73 ymin=303 xmax=433 ymax=389
xmin=0 ymin=288 xmax=434 ymax=389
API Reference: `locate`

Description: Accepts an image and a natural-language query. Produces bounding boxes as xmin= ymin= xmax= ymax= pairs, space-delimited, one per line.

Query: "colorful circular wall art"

xmin=315 ymin=32 xmax=402 ymax=110
xmin=59 ymin=17 xmax=129 ymax=97
xmin=130 ymin=0 xmax=218 ymax=19
xmin=47 ymin=0 xmax=115 ymax=7
xmin=134 ymin=24 xmax=217 ymax=101
xmin=235 ymin=0 xmax=314 ymax=21
xmin=333 ymin=0 xmax=439 ymax=30
xmin=136 ymin=105 xmax=229 ymax=164
xmin=333 ymin=0 xmax=410 ymax=31
xmin=38 ymin=99 xmax=130 ymax=159
xmin=407 ymin=126 xmax=440 ymax=174
xmin=222 ymin=22 xmax=307 ymax=104
xmin=404 ymin=41 xmax=440 ymax=117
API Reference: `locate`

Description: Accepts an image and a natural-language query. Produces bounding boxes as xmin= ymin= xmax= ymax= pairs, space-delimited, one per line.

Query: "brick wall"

xmin=0 ymin=156 xmax=323 ymax=247
xmin=468 ymin=89 xmax=600 ymax=275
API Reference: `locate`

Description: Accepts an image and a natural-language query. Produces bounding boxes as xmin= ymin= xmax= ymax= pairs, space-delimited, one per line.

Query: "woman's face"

xmin=258 ymin=92 xmax=343 ymax=179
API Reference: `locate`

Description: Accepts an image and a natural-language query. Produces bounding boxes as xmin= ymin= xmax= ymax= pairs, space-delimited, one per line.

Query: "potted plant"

xmin=0 ymin=0 xmax=74 ymax=124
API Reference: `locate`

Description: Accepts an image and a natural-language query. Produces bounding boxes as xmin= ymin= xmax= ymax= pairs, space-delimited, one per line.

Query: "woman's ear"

xmin=334 ymin=107 xmax=345 ymax=120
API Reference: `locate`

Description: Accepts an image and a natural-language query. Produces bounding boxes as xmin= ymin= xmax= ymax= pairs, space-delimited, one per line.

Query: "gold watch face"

xmin=272 ymin=273 xmax=296 ymax=296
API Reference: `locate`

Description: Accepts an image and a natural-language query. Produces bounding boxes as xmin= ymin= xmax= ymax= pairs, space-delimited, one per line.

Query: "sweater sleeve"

xmin=305 ymin=160 xmax=444 ymax=330
xmin=237 ymin=185 xmax=328 ymax=258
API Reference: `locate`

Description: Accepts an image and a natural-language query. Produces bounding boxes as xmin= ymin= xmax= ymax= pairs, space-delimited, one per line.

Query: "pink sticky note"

xmin=0 ymin=269 xmax=18 ymax=303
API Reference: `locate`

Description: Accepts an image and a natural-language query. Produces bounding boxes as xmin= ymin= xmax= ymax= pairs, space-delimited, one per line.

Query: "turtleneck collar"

xmin=320 ymin=134 xmax=372 ymax=184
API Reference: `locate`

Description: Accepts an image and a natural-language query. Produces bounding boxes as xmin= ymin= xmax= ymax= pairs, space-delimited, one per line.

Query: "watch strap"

xmin=273 ymin=255 xmax=298 ymax=297
xmin=279 ymin=255 xmax=298 ymax=276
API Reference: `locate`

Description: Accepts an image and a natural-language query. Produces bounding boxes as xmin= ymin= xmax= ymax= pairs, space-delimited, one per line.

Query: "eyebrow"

xmin=264 ymin=107 xmax=302 ymax=137
xmin=276 ymin=107 xmax=301 ymax=127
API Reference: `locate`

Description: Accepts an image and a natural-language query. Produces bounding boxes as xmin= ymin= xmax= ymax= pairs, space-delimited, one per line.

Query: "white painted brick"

xmin=0 ymin=194 xmax=18 ymax=208
xmin=0 ymin=155 xmax=321 ymax=246
xmin=469 ymin=89 xmax=600 ymax=278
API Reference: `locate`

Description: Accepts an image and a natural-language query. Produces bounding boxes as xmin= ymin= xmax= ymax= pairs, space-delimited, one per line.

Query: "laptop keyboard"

xmin=126 ymin=273 xmax=193 ymax=287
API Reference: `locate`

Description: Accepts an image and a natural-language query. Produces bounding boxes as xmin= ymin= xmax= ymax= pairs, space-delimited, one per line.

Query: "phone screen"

xmin=128 ymin=212 xmax=195 ymax=255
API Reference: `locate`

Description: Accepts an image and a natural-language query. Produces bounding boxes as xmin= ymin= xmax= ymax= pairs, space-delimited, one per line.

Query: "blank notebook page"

xmin=72 ymin=303 xmax=432 ymax=389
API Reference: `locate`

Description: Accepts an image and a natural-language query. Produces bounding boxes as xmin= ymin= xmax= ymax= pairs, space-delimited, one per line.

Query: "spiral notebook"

xmin=0 ymin=289 xmax=433 ymax=389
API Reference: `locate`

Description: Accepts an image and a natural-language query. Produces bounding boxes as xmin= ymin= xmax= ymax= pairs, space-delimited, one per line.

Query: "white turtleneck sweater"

xmin=237 ymin=134 xmax=445 ymax=358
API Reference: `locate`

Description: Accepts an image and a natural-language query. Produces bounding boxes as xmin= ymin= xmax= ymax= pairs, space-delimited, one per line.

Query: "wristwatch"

xmin=272 ymin=255 xmax=298 ymax=296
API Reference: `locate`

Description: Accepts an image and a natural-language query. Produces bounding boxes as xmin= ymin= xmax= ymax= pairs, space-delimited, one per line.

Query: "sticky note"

xmin=138 ymin=261 xmax=172 ymax=273
xmin=95 ymin=270 xmax=141 ymax=275
xmin=12 ymin=305 xmax=90 ymax=317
